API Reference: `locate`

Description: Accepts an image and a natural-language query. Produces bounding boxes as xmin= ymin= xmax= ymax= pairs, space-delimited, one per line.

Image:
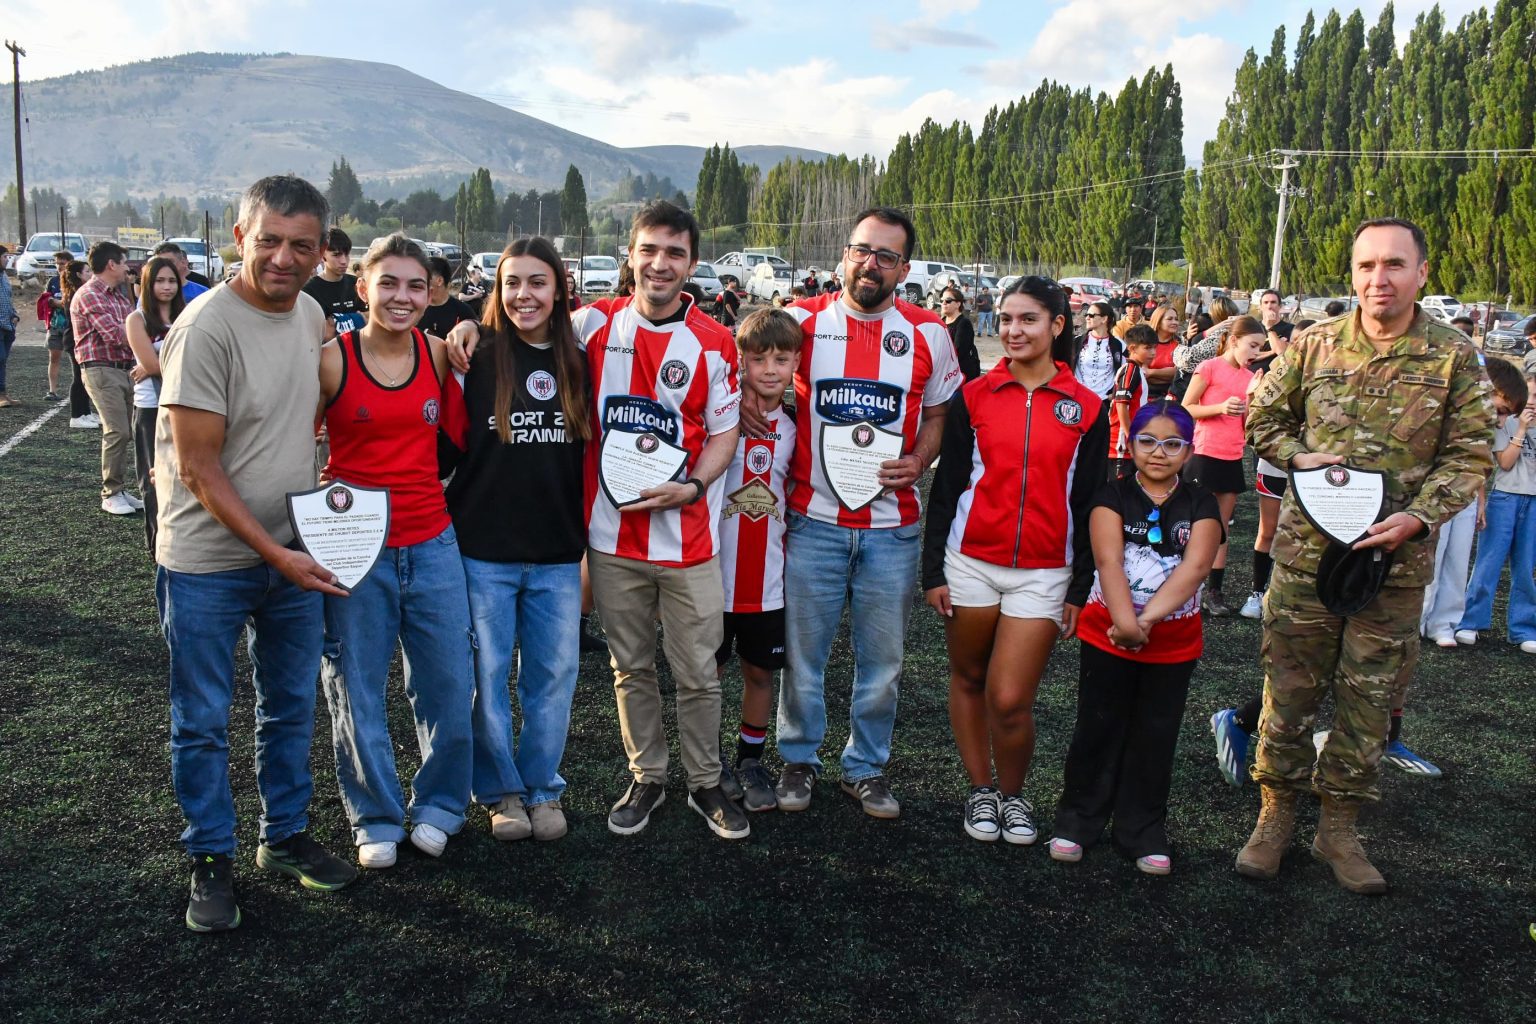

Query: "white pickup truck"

xmin=901 ymin=258 xmax=963 ymax=302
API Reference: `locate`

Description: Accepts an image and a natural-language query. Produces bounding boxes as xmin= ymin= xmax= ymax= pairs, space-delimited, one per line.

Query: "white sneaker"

xmin=358 ymin=841 xmax=397 ymax=869
xmin=1520 ymin=640 xmax=1536 ymax=655
xmin=69 ymin=414 xmax=98 ymax=429
xmin=1454 ymin=629 xmax=1478 ymax=646
xmin=1239 ymin=591 xmax=1264 ymax=619
xmin=101 ymin=492 xmax=137 ymax=516
xmin=1432 ymin=632 xmax=1458 ymax=649
xmin=410 ymin=822 xmax=448 ymax=857
xmin=121 ymin=491 xmax=145 ymax=510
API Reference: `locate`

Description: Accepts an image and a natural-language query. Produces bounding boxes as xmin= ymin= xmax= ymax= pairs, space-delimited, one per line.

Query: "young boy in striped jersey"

xmin=717 ymin=308 xmax=801 ymax=811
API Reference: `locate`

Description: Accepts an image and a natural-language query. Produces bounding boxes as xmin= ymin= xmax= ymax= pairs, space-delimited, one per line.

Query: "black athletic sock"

xmin=1210 ymin=567 xmax=1226 ymax=592
xmin=1388 ymin=709 xmax=1403 ymax=744
xmin=1252 ymin=550 xmax=1273 ymax=592
xmin=736 ymin=722 xmax=767 ymax=766
xmin=1233 ymin=697 xmax=1263 ymax=734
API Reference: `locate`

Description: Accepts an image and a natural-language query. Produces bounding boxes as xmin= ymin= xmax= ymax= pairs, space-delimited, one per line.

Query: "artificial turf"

xmin=1 ymin=341 xmax=1532 ymax=1023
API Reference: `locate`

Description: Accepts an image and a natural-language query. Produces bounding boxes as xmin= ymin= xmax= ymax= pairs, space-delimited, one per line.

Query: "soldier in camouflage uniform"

xmin=1235 ymin=218 xmax=1493 ymax=894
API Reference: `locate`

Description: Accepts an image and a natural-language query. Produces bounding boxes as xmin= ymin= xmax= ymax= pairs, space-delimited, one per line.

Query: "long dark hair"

xmin=139 ymin=256 xmax=186 ymax=339
xmin=60 ymin=261 xmax=88 ymax=305
xmin=483 ymin=236 xmax=590 ymax=443
xmin=999 ymin=275 xmax=1074 ymax=365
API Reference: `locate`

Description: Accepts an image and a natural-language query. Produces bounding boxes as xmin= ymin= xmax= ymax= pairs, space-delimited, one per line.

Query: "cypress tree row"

xmin=1185 ymin=0 xmax=1536 ymax=302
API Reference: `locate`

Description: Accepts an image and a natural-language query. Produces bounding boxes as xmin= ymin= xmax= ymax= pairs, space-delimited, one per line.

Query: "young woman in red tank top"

xmin=316 ymin=233 xmax=474 ymax=870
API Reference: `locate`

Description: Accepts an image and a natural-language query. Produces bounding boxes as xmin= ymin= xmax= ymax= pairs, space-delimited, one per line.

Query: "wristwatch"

xmin=685 ymin=478 xmax=706 ymax=504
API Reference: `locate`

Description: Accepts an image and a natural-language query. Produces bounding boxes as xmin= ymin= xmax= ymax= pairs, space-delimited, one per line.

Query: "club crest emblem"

xmin=1325 ymin=466 xmax=1350 ymax=487
xmin=526 ymin=370 xmax=557 ymax=401
xmin=660 ymin=359 xmax=691 ymax=390
xmin=636 ymin=433 xmax=660 ymax=454
xmin=421 ymin=398 xmax=440 ymax=425
xmin=882 ymin=331 xmax=910 ymax=357
xmin=746 ymin=444 xmax=773 ymax=475
xmin=1053 ymin=399 xmax=1082 ymax=426
xmin=325 ymin=485 xmax=353 ymax=514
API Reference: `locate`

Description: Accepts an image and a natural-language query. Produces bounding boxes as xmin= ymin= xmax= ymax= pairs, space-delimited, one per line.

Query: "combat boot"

xmin=1234 ymin=784 xmax=1297 ymax=880
xmin=1311 ymin=795 xmax=1387 ymax=895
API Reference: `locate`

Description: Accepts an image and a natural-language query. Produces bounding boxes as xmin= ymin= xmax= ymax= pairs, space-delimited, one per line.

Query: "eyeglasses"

xmin=942 ymin=297 xmax=959 ymax=304
xmin=844 ymin=244 xmax=903 ymax=270
xmin=1086 ymin=312 xmax=1107 ymax=318
xmin=1133 ymin=434 xmax=1190 ymax=456
xmin=1146 ymin=505 xmax=1163 ymax=545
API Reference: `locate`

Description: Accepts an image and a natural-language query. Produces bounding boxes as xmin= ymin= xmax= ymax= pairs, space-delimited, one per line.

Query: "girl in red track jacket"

xmin=923 ymin=276 xmax=1108 ymax=847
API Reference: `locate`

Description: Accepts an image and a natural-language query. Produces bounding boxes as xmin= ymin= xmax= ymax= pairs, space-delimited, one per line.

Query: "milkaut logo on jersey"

xmin=1053 ymin=398 xmax=1083 ymax=426
xmin=602 ymin=395 xmax=680 ymax=443
xmin=882 ymin=331 xmax=911 ymax=357
xmin=660 ymin=359 xmax=691 ymax=390
xmin=422 ymin=398 xmax=440 ymax=425
xmin=525 ymin=370 xmax=557 ymax=402
xmin=746 ymin=444 xmax=773 ymax=476
xmin=813 ymin=377 xmax=902 ymax=426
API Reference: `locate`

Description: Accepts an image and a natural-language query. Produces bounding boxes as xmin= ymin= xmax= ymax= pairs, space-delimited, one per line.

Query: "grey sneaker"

xmin=489 ymin=794 xmax=532 ymax=841
xmin=718 ymin=764 xmax=744 ymax=803
xmin=840 ymin=775 xmax=901 ymax=819
xmin=608 ymin=781 xmax=666 ymax=836
xmin=687 ymin=785 xmax=751 ymax=840
xmin=736 ymin=758 xmax=778 ymax=812
xmin=528 ymin=800 xmax=568 ymax=841
xmin=775 ymin=763 xmax=816 ymax=811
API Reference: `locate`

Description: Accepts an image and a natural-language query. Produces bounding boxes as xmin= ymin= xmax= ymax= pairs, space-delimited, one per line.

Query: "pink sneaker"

xmin=1136 ymin=854 xmax=1172 ymax=875
xmin=1048 ymin=837 xmax=1083 ymax=862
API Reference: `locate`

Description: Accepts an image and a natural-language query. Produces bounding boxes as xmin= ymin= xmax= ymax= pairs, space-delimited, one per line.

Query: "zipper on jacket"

xmin=1011 ymin=390 xmax=1033 ymax=566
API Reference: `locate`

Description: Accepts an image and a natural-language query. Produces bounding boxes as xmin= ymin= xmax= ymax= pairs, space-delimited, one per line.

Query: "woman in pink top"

xmin=1181 ymin=315 xmax=1265 ymax=616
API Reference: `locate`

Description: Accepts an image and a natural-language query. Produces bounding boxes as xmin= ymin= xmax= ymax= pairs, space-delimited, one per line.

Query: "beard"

xmin=845 ymin=267 xmax=896 ymax=311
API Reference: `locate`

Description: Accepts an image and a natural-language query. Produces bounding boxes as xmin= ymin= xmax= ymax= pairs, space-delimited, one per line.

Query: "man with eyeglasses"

xmin=740 ymin=207 xmax=962 ymax=819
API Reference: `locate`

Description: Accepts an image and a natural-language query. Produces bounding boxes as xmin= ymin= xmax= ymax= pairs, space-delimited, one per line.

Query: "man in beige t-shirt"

xmin=153 ymin=175 xmax=356 ymax=934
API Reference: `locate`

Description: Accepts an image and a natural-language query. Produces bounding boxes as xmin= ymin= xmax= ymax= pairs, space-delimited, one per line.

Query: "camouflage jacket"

xmin=1247 ymin=307 xmax=1494 ymax=587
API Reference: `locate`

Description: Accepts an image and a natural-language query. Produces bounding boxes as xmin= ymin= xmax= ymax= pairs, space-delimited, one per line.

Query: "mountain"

xmin=0 ymin=53 xmax=829 ymax=203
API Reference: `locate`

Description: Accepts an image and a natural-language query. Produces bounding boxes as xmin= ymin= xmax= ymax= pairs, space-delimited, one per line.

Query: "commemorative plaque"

xmin=285 ymin=481 xmax=390 ymax=590
xmin=819 ymin=420 xmax=904 ymax=512
xmin=599 ymin=429 xmax=690 ymax=508
xmin=1289 ymin=464 xmax=1387 ymax=547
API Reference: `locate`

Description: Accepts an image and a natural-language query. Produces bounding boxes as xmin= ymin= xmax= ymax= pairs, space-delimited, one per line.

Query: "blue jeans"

xmin=156 ymin=561 xmax=323 ymax=856
xmin=777 ymin=512 xmax=919 ymax=780
xmin=976 ymin=312 xmax=994 ymax=336
xmin=320 ymin=524 xmax=475 ymax=845
xmin=463 ymin=557 xmax=582 ymax=806
xmin=1458 ymin=490 xmax=1536 ymax=643
xmin=0 ymin=325 xmax=14 ymax=392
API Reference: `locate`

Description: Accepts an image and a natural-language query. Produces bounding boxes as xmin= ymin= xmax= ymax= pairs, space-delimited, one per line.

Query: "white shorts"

xmin=944 ymin=549 xmax=1072 ymax=622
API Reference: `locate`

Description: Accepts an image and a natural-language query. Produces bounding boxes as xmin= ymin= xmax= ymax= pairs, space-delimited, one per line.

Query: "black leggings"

xmin=1055 ymin=643 xmax=1197 ymax=857
xmin=133 ymin=406 xmax=159 ymax=554
xmin=67 ymin=345 xmax=92 ymax=417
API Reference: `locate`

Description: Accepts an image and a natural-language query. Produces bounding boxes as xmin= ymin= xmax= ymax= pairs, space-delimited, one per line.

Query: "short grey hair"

xmin=237 ymin=174 xmax=329 ymax=238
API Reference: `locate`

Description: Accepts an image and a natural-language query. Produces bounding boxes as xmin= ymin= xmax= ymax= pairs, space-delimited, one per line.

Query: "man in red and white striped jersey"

xmin=579 ymin=201 xmax=750 ymax=841
xmin=741 ymin=207 xmax=963 ymax=818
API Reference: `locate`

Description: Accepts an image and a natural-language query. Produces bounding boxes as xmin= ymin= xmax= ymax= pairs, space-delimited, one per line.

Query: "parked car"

xmin=13 ymin=232 xmax=89 ymax=283
xmin=163 ymin=237 xmax=224 ymax=280
xmin=746 ymin=263 xmax=797 ymax=304
xmin=689 ymin=261 xmax=723 ymax=300
xmin=925 ymin=271 xmax=997 ymax=310
xmin=576 ymin=255 xmax=621 ymax=294
xmin=469 ymin=251 xmax=501 ymax=279
xmin=1298 ymin=295 xmax=1358 ymax=320
xmin=1484 ymin=312 xmax=1535 ymax=356
xmin=901 ymin=258 xmax=964 ymax=302
xmin=1059 ymin=277 xmax=1117 ymax=314
xmin=124 ymin=245 xmax=152 ymax=280
xmin=1420 ymin=294 xmax=1467 ymax=321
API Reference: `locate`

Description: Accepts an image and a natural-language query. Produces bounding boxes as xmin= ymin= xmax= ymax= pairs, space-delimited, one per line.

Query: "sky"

xmin=8 ymin=0 xmax=1486 ymax=162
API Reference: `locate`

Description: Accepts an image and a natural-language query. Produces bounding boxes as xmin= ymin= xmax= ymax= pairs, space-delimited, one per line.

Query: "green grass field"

xmin=1 ymin=341 xmax=1532 ymax=1023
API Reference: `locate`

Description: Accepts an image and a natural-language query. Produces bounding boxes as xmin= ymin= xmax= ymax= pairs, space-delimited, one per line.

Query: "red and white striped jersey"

xmin=579 ymin=296 xmax=740 ymax=567
xmin=719 ymin=405 xmax=797 ymax=612
xmin=785 ymin=293 xmax=962 ymax=528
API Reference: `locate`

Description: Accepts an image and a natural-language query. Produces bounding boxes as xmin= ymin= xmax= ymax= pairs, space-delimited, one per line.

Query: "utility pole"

xmin=1268 ymin=151 xmax=1304 ymax=291
xmin=6 ymin=41 xmax=24 ymax=241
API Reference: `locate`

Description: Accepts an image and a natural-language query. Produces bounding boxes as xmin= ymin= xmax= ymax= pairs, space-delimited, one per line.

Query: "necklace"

xmin=1134 ymin=472 xmax=1176 ymax=503
xmin=362 ymin=338 xmax=413 ymax=386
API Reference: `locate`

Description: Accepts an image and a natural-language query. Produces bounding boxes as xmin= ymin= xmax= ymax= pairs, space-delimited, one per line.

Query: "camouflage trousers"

xmin=1251 ymin=563 xmax=1422 ymax=803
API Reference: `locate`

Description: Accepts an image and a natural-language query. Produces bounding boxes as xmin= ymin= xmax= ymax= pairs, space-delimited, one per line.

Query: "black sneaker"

xmin=185 ymin=854 xmax=240 ymax=932
xmin=608 ymin=780 xmax=666 ymax=836
xmin=255 ymin=832 xmax=358 ymax=891
xmin=1203 ymin=588 xmax=1232 ymax=617
xmin=736 ymin=758 xmax=779 ymax=812
xmin=719 ymin=764 xmax=745 ymax=803
xmin=579 ymin=614 xmax=609 ymax=655
xmin=688 ymin=784 xmax=751 ymax=839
